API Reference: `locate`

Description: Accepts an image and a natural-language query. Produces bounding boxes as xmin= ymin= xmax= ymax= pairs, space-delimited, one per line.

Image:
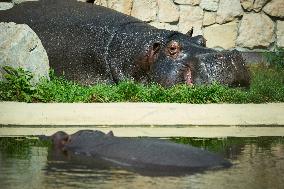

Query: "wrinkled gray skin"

xmin=44 ymin=130 xmax=232 ymax=175
xmin=0 ymin=0 xmax=250 ymax=87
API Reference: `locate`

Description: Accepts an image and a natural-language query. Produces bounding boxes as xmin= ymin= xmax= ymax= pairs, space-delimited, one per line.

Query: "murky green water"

xmin=0 ymin=137 xmax=284 ymax=189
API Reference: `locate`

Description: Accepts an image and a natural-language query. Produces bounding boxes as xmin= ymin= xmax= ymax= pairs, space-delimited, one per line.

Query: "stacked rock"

xmin=94 ymin=0 xmax=284 ymax=50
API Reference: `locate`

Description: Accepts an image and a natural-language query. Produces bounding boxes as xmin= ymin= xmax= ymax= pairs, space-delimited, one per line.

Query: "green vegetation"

xmin=264 ymin=47 xmax=284 ymax=69
xmin=0 ymin=66 xmax=37 ymax=102
xmin=0 ymin=48 xmax=283 ymax=103
xmin=0 ymin=137 xmax=51 ymax=158
xmin=171 ymin=136 xmax=284 ymax=154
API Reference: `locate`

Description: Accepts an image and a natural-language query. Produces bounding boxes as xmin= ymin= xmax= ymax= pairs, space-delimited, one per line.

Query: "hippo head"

xmin=44 ymin=130 xmax=115 ymax=149
xmin=49 ymin=131 xmax=70 ymax=149
xmin=147 ymin=32 xmax=251 ymax=87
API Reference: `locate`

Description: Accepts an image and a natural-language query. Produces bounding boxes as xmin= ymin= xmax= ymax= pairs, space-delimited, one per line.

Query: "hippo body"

xmin=0 ymin=0 xmax=250 ymax=87
xmin=46 ymin=130 xmax=232 ymax=175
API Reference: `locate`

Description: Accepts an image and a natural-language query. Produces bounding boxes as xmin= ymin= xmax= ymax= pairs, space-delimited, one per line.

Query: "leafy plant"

xmin=264 ymin=47 xmax=284 ymax=69
xmin=0 ymin=66 xmax=36 ymax=102
xmin=36 ymin=75 xmax=93 ymax=102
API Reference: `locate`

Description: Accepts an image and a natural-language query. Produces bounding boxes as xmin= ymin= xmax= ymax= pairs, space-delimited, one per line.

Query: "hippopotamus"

xmin=0 ymin=0 xmax=250 ymax=87
xmin=42 ymin=130 xmax=232 ymax=175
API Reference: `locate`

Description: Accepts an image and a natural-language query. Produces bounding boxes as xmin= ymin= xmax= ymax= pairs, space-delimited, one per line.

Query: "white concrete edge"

xmin=1 ymin=102 xmax=284 ymax=126
xmin=1 ymin=126 xmax=284 ymax=138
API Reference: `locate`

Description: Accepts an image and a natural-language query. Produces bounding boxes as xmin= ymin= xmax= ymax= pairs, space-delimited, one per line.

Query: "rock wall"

xmin=94 ymin=0 xmax=284 ymax=51
xmin=1 ymin=0 xmax=283 ymax=51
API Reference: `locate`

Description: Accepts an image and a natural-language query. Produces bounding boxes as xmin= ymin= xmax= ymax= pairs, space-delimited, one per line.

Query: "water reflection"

xmin=0 ymin=137 xmax=284 ymax=189
xmin=0 ymin=147 xmax=48 ymax=189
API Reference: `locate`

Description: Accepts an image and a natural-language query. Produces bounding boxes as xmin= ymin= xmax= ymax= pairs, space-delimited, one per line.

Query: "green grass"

xmin=0 ymin=64 xmax=284 ymax=103
xmin=0 ymin=62 xmax=284 ymax=103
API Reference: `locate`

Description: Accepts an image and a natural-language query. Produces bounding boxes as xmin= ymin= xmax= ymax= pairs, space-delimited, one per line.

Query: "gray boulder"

xmin=0 ymin=2 xmax=14 ymax=10
xmin=0 ymin=22 xmax=49 ymax=85
xmin=12 ymin=0 xmax=38 ymax=5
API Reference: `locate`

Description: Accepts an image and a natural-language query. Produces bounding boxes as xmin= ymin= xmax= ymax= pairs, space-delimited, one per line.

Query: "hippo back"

xmin=65 ymin=130 xmax=231 ymax=172
xmin=0 ymin=0 xmax=158 ymax=84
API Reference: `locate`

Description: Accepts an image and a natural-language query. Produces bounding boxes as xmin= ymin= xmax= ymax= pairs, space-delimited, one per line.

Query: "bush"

xmin=0 ymin=66 xmax=36 ymax=102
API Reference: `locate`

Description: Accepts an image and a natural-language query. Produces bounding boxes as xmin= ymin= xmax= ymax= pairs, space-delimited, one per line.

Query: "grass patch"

xmin=0 ymin=64 xmax=283 ymax=103
xmin=0 ymin=48 xmax=284 ymax=103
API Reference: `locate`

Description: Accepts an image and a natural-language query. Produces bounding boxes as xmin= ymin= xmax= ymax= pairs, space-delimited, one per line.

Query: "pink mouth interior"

xmin=184 ymin=68 xmax=193 ymax=85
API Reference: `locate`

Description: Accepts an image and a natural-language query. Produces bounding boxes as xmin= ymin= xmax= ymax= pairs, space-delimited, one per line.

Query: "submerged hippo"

xmin=0 ymin=0 xmax=250 ymax=87
xmin=42 ymin=130 xmax=232 ymax=175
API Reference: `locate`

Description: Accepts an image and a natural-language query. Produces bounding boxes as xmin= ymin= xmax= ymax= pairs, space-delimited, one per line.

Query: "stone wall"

xmin=1 ymin=0 xmax=283 ymax=51
xmin=94 ymin=0 xmax=284 ymax=51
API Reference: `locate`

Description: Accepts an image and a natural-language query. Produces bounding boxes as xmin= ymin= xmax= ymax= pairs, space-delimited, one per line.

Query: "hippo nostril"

xmin=169 ymin=47 xmax=178 ymax=55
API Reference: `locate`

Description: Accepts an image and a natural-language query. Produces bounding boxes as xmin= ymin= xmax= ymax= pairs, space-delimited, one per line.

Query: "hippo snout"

xmin=192 ymin=50 xmax=250 ymax=87
xmin=149 ymin=34 xmax=250 ymax=88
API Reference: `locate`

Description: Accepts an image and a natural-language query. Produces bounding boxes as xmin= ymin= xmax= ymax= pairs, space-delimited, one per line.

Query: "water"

xmin=0 ymin=137 xmax=284 ymax=189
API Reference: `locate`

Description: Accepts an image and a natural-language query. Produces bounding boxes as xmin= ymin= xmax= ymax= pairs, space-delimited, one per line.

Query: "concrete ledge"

xmin=1 ymin=126 xmax=284 ymax=138
xmin=0 ymin=102 xmax=284 ymax=126
xmin=1 ymin=102 xmax=284 ymax=137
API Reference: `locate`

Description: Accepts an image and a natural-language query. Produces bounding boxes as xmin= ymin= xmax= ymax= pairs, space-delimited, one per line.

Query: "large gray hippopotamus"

xmin=0 ymin=0 xmax=250 ymax=87
xmin=43 ymin=130 xmax=232 ymax=175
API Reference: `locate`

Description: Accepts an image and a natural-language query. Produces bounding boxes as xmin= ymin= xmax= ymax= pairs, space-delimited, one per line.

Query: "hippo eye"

xmin=166 ymin=41 xmax=181 ymax=58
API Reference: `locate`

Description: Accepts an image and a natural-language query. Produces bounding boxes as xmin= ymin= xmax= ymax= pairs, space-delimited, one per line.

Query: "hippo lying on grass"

xmin=0 ymin=0 xmax=250 ymax=87
xmin=42 ymin=130 xmax=232 ymax=175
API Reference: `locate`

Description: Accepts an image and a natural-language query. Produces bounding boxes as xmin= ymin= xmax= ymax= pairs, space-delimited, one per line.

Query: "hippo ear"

xmin=106 ymin=131 xmax=114 ymax=137
xmin=186 ymin=27 xmax=194 ymax=37
xmin=190 ymin=35 xmax=207 ymax=47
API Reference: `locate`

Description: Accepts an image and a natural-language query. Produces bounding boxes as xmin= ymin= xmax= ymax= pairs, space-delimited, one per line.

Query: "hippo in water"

xmin=42 ymin=130 xmax=232 ymax=175
xmin=0 ymin=0 xmax=250 ymax=87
